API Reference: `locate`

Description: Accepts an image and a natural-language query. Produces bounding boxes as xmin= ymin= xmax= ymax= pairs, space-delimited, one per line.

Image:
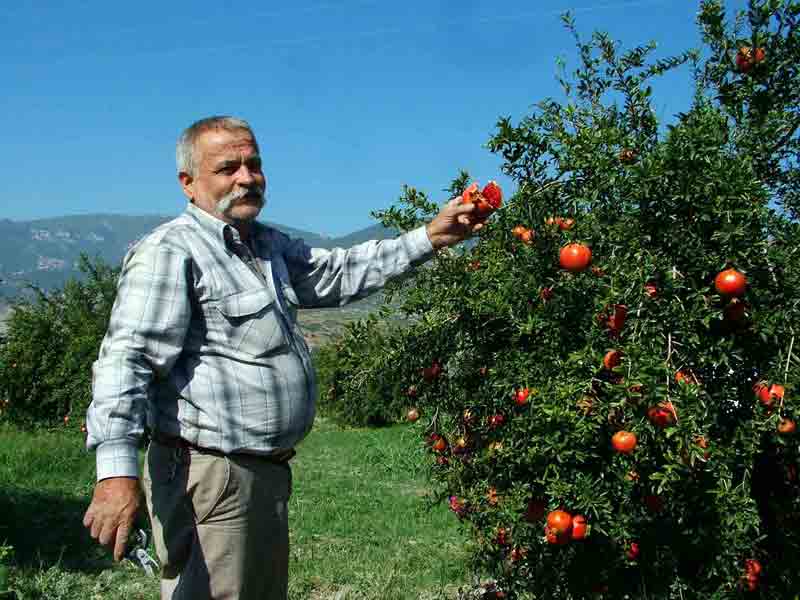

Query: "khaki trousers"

xmin=143 ymin=441 xmax=292 ymax=600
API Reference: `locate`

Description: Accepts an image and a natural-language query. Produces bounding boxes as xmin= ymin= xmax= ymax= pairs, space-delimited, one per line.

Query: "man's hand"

xmin=425 ymin=197 xmax=489 ymax=250
xmin=83 ymin=477 xmax=142 ymax=562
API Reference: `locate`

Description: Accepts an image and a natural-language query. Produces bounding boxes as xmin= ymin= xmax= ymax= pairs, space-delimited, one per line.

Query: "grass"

xmin=0 ymin=418 xmax=475 ymax=599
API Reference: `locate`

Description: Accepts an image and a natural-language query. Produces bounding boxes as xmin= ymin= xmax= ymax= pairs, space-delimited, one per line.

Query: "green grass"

xmin=0 ymin=418 xmax=475 ymax=599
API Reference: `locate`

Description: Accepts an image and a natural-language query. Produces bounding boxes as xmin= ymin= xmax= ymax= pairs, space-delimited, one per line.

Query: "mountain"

xmin=0 ymin=214 xmax=398 ymax=299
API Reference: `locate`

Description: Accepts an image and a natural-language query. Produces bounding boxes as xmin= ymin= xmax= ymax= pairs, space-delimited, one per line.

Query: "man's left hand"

xmin=425 ymin=198 xmax=489 ymax=250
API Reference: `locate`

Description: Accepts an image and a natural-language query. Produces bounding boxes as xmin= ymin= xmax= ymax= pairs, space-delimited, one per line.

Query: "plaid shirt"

xmin=86 ymin=202 xmax=434 ymax=481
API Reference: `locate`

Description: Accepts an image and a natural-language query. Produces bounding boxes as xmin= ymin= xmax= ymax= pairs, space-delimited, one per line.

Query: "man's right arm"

xmin=86 ymin=238 xmax=193 ymax=478
xmin=83 ymin=237 xmax=192 ymax=560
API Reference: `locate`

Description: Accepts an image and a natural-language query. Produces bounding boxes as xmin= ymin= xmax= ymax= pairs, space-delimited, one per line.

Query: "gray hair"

xmin=176 ymin=116 xmax=256 ymax=176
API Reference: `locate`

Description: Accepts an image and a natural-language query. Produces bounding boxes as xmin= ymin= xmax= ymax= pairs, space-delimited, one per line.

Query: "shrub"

xmin=0 ymin=255 xmax=118 ymax=429
xmin=333 ymin=2 xmax=800 ymax=597
xmin=315 ymin=311 xmax=417 ymax=427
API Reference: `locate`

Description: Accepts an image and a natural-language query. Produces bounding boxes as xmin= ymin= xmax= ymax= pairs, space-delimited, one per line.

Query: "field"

xmin=0 ymin=418 xmax=476 ymax=600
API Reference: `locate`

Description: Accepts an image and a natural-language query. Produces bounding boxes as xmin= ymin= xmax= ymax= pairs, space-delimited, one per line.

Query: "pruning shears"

xmin=125 ymin=528 xmax=159 ymax=577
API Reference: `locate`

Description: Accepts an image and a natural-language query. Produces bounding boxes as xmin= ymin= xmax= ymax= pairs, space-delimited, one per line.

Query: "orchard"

xmin=322 ymin=1 xmax=800 ymax=598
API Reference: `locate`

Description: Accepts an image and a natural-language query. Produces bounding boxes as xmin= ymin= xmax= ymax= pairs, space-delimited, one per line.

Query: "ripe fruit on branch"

xmin=736 ymin=46 xmax=766 ymax=73
xmin=546 ymin=216 xmax=575 ymax=230
xmin=431 ymin=436 xmax=448 ymax=453
xmin=559 ymin=243 xmax=592 ymax=272
xmin=512 ymin=225 xmax=535 ymax=244
xmin=407 ymin=408 xmax=420 ymax=422
xmin=754 ymin=382 xmax=784 ymax=407
xmin=644 ymin=283 xmax=658 ymax=298
xmin=488 ymin=414 xmax=506 ymax=429
xmin=540 ymin=287 xmax=554 ymax=302
xmin=571 ymin=515 xmax=588 ymax=540
xmin=514 ymin=388 xmax=530 ymax=407
xmin=742 ymin=558 xmax=763 ymax=592
xmin=778 ymin=418 xmax=796 ymax=435
xmin=545 ymin=510 xmax=573 ymax=544
xmin=486 ymin=487 xmax=500 ymax=506
xmin=768 ymin=384 xmax=785 ymax=402
xmin=647 ymin=402 xmax=677 ymax=428
xmin=546 ymin=510 xmax=572 ymax=534
xmin=468 ymin=260 xmax=482 ymax=271
xmin=612 ymin=431 xmax=637 ymax=454
xmin=753 ymin=382 xmax=771 ymax=405
xmin=406 ymin=385 xmax=418 ymax=398
xmin=558 ymin=217 xmax=575 ymax=231
xmin=603 ymin=350 xmax=622 ymax=370
xmin=626 ymin=541 xmax=640 ymax=561
xmin=714 ymin=268 xmax=747 ymax=297
xmin=745 ymin=559 xmax=762 ymax=577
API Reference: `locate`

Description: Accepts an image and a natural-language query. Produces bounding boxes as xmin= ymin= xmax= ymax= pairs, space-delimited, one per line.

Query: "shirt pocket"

xmin=215 ymin=288 xmax=288 ymax=357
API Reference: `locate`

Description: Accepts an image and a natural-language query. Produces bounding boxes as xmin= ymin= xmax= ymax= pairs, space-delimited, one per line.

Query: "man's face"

xmin=179 ymin=128 xmax=266 ymax=224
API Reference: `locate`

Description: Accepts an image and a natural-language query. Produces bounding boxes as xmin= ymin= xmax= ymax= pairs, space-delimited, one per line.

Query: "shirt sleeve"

xmin=281 ymin=224 xmax=435 ymax=308
xmin=85 ymin=239 xmax=193 ymax=481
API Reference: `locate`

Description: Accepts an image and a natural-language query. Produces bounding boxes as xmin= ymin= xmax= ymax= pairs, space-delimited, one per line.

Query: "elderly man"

xmin=82 ymin=116 xmax=487 ymax=599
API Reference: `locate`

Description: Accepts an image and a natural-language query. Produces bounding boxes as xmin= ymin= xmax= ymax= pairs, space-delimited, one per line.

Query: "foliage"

xmin=315 ymin=311 xmax=418 ymax=427
xmin=329 ymin=1 xmax=800 ymax=598
xmin=0 ymin=255 xmax=118 ymax=429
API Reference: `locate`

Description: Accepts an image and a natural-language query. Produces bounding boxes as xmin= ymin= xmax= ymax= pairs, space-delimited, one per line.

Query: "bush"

xmin=0 ymin=255 xmax=118 ymax=429
xmin=331 ymin=2 xmax=800 ymax=598
xmin=315 ymin=311 xmax=417 ymax=427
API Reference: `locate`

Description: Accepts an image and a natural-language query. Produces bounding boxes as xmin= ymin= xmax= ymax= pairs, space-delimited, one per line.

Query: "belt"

xmin=152 ymin=432 xmax=295 ymax=464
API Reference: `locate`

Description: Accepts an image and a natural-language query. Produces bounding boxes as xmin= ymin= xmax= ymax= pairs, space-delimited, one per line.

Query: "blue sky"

xmin=0 ymin=0 xmax=748 ymax=236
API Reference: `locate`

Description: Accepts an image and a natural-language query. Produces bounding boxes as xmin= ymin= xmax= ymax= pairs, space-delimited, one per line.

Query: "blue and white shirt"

xmin=86 ymin=202 xmax=434 ymax=480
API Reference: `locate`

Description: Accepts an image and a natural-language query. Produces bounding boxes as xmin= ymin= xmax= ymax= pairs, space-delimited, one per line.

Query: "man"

xmin=82 ymin=116 xmax=487 ymax=599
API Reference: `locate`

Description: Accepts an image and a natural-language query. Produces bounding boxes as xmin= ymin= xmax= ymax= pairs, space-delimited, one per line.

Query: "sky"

xmin=0 ymin=0 xmax=750 ymax=237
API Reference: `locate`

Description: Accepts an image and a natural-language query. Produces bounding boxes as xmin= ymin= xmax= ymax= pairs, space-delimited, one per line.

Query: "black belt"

xmin=152 ymin=432 xmax=295 ymax=464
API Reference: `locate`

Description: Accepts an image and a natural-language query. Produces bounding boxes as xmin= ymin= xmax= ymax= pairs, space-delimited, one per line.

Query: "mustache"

xmin=229 ymin=186 xmax=264 ymax=202
xmin=216 ymin=185 xmax=266 ymax=215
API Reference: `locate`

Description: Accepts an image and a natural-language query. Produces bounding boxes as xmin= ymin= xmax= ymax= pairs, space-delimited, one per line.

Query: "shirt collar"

xmin=184 ymin=201 xmax=271 ymax=253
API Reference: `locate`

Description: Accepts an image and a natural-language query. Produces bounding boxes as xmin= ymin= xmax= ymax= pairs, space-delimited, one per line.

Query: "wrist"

xmin=425 ymin=223 xmax=441 ymax=250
